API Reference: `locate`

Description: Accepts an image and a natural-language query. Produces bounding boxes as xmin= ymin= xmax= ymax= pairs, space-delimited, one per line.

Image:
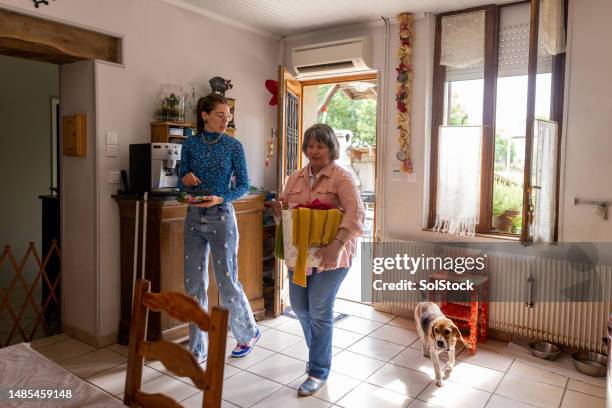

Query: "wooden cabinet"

xmin=114 ymin=195 xmax=265 ymax=344
xmin=62 ymin=113 xmax=87 ymax=157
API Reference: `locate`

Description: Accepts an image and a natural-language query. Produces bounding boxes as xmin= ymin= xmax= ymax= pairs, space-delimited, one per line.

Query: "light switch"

xmin=109 ymin=171 xmax=120 ymax=184
xmin=106 ymin=145 xmax=118 ymax=157
xmin=106 ymin=132 xmax=118 ymax=145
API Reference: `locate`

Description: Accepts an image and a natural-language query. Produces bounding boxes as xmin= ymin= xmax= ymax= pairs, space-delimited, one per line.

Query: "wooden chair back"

xmin=124 ymin=279 xmax=228 ymax=408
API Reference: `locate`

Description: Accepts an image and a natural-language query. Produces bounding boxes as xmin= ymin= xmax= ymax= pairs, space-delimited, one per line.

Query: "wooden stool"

xmin=427 ymin=271 xmax=489 ymax=353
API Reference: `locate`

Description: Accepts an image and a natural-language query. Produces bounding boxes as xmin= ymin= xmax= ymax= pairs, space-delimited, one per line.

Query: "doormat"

xmin=282 ymin=306 xmax=349 ymax=324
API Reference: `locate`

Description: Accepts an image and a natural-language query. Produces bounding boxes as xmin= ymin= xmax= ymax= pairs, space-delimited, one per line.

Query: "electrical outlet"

xmin=109 ymin=171 xmax=120 ymax=184
xmin=106 ymin=132 xmax=118 ymax=145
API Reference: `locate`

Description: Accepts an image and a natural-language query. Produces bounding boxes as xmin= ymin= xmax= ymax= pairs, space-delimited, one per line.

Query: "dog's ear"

xmin=429 ymin=321 xmax=436 ymax=341
xmin=452 ymin=323 xmax=472 ymax=349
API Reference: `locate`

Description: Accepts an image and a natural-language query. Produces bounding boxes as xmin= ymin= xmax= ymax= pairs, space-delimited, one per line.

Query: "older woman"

xmin=275 ymin=123 xmax=365 ymax=396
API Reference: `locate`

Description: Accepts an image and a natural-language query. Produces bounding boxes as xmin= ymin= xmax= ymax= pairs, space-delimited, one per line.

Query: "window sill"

xmin=421 ymin=228 xmax=520 ymax=242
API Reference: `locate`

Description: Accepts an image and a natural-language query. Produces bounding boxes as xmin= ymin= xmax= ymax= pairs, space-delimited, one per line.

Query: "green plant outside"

xmin=492 ymin=182 xmax=523 ymax=233
xmin=317 ymin=85 xmax=376 ymax=146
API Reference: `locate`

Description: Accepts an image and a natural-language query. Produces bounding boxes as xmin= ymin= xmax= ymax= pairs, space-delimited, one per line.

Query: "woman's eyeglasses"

xmin=212 ymin=112 xmax=233 ymax=121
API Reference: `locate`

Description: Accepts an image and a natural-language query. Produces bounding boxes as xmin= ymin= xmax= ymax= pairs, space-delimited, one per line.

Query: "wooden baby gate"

xmin=0 ymin=241 xmax=61 ymax=347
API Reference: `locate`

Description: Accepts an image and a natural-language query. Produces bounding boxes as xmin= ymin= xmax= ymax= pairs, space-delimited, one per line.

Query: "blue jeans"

xmin=289 ymin=267 xmax=349 ymax=380
xmin=184 ymin=204 xmax=257 ymax=359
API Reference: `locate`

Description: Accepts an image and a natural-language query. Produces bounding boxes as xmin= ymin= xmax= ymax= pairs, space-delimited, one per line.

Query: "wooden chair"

xmin=124 ymin=279 xmax=228 ymax=408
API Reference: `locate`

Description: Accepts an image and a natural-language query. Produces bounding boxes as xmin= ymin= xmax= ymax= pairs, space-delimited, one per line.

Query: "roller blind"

xmin=445 ymin=3 xmax=552 ymax=83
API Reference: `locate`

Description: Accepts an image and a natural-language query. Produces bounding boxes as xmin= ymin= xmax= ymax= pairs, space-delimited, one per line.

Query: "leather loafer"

xmin=297 ymin=376 xmax=326 ymax=397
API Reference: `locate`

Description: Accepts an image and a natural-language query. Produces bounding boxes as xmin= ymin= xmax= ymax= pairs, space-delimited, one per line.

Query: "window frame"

xmin=428 ymin=0 xmax=567 ymax=241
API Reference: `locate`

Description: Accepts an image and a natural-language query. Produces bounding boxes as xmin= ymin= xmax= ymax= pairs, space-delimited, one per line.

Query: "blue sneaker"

xmin=231 ymin=327 xmax=261 ymax=358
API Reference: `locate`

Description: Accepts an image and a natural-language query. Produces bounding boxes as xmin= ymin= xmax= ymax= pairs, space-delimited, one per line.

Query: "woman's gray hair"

xmin=301 ymin=123 xmax=340 ymax=161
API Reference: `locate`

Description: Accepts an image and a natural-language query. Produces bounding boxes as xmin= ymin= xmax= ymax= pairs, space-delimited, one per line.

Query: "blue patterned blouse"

xmin=178 ymin=131 xmax=249 ymax=203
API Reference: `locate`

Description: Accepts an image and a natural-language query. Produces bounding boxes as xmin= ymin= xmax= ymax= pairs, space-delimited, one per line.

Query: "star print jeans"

xmin=184 ymin=204 xmax=258 ymax=359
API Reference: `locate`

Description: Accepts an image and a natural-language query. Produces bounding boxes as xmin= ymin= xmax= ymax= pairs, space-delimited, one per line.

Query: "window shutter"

xmin=498 ymin=3 xmax=552 ymax=77
xmin=445 ymin=3 xmax=552 ymax=83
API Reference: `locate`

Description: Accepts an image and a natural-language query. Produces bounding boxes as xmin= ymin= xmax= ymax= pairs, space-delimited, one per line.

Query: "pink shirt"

xmin=282 ymin=161 xmax=365 ymax=268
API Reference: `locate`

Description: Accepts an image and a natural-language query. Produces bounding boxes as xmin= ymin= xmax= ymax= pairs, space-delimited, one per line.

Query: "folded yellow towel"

xmin=322 ymin=209 xmax=342 ymax=245
xmin=291 ymin=208 xmax=343 ymax=287
xmin=292 ymin=208 xmax=311 ymax=287
xmin=309 ymin=209 xmax=328 ymax=246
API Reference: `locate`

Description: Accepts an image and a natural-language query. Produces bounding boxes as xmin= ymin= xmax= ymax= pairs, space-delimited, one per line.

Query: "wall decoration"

xmin=209 ymin=76 xmax=233 ymax=96
xmin=265 ymin=128 xmax=275 ymax=166
xmin=33 ymin=0 xmax=54 ymax=7
xmin=396 ymin=13 xmax=414 ymax=173
xmin=265 ymin=80 xmax=279 ymax=106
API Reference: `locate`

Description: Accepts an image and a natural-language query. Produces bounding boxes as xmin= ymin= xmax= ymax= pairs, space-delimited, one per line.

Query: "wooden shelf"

xmin=151 ymin=121 xmax=194 ymax=127
xmin=151 ymin=121 xmax=195 ymax=143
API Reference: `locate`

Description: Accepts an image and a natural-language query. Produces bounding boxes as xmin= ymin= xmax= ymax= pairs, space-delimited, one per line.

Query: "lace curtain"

xmin=440 ymin=11 xmax=486 ymax=68
xmin=434 ymin=126 xmax=483 ymax=237
xmin=531 ymin=120 xmax=558 ymax=243
xmin=539 ymin=0 xmax=566 ymax=55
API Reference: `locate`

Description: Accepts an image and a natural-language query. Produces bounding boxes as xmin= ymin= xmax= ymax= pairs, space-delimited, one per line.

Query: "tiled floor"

xmin=27 ymin=298 xmax=607 ymax=408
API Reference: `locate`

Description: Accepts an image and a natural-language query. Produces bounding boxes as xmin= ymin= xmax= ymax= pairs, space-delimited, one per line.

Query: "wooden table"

xmin=0 ymin=343 xmax=123 ymax=407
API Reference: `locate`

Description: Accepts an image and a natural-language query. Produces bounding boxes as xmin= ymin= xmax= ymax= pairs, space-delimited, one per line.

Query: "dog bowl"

xmin=528 ymin=341 xmax=561 ymax=360
xmin=571 ymin=352 xmax=607 ymax=377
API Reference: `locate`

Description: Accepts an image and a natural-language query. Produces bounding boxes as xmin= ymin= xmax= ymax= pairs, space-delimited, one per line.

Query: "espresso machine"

xmin=129 ymin=143 xmax=182 ymax=195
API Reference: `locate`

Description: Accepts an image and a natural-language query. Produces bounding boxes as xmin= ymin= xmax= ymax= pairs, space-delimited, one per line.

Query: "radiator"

xmin=371 ymin=240 xmax=612 ymax=354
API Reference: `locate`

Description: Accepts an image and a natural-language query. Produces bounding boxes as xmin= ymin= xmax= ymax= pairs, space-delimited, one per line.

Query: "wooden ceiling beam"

xmin=0 ymin=8 xmax=121 ymax=64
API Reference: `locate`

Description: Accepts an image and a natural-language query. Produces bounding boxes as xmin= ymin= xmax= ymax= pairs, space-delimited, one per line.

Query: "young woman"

xmin=178 ymin=93 xmax=260 ymax=362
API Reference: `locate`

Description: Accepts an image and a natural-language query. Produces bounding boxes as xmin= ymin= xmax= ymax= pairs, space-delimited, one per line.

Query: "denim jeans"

xmin=184 ymin=204 xmax=257 ymax=359
xmin=288 ymin=267 xmax=349 ymax=380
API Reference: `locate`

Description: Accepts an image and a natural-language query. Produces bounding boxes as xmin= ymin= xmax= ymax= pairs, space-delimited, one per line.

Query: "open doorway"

xmin=274 ymin=69 xmax=379 ymax=315
xmin=0 ymin=55 xmax=61 ymax=345
xmin=0 ymin=7 xmax=121 ymax=346
xmin=301 ymin=76 xmax=378 ymax=303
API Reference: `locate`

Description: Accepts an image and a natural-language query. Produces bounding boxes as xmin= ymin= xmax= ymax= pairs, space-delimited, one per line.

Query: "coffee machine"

xmin=129 ymin=143 xmax=182 ymax=195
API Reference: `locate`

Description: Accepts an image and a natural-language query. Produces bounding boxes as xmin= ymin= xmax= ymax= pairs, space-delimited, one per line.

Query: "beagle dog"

xmin=414 ymin=301 xmax=471 ymax=386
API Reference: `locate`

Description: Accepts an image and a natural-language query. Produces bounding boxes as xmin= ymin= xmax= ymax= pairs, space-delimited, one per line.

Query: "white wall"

xmin=0 ymin=55 xmax=58 ymax=284
xmin=559 ymin=0 xmax=612 ymax=242
xmin=0 ymin=0 xmax=278 ymax=344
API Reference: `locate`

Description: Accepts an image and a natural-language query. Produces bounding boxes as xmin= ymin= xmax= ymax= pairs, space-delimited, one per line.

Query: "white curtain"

xmin=440 ymin=11 xmax=486 ymax=68
xmin=539 ymin=0 xmax=566 ymax=55
xmin=532 ymin=120 xmax=558 ymax=243
xmin=434 ymin=126 xmax=483 ymax=237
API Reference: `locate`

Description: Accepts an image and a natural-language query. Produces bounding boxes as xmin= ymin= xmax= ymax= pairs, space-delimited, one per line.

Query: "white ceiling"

xmin=174 ymin=0 xmax=513 ymax=37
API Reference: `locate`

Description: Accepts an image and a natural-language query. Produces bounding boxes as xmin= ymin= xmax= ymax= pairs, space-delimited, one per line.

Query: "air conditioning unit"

xmin=292 ymin=37 xmax=373 ymax=77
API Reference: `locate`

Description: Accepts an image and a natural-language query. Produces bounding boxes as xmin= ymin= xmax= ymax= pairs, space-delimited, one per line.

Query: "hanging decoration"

xmin=33 ymin=0 xmax=54 ymax=7
xmin=396 ymin=13 xmax=414 ymax=173
xmin=265 ymin=128 xmax=275 ymax=167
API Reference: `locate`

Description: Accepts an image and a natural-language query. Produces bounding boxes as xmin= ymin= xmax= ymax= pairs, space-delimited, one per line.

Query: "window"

xmin=429 ymin=0 xmax=567 ymax=241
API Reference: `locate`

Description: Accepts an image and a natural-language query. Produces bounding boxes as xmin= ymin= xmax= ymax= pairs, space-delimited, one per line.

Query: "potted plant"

xmin=493 ymin=182 xmax=523 ymax=233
